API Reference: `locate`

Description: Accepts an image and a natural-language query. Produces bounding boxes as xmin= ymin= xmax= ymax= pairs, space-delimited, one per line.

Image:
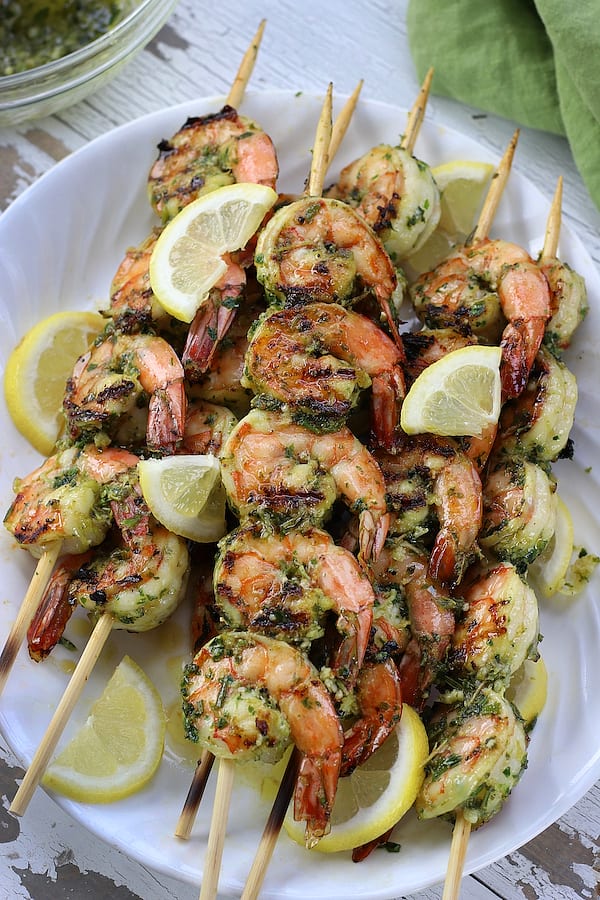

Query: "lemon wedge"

xmin=401 ymin=344 xmax=502 ymax=437
xmin=43 ymin=655 xmax=165 ymax=803
xmin=3 ymin=310 xmax=105 ymax=456
xmin=284 ymin=705 xmax=428 ymax=853
xmin=137 ymin=454 xmax=227 ymax=543
xmin=432 ymin=160 xmax=495 ymax=237
xmin=403 ymin=228 xmax=456 ymax=277
xmin=149 ymin=182 xmax=278 ymax=322
xmin=506 ymin=656 xmax=548 ymax=730
xmin=529 ymin=494 xmax=574 ymax=598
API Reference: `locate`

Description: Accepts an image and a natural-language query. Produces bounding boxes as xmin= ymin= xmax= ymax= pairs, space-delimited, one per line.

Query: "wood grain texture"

xmin=0 ymin=0 xmax=598 ymax=897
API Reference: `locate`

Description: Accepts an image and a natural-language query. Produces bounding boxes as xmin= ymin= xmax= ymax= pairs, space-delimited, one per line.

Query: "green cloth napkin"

xmin=406 ymin=0 xmax=600 ymax=211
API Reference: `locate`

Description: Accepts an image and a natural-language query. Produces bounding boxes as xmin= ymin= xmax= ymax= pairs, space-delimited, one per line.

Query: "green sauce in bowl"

xmin=0 ymin=0 xmax=135 ymax=75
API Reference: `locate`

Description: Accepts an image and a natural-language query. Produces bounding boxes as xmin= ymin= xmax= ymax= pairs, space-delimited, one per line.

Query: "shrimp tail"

xmin=147 ymin=382 xmax=187 ymax=453
xmin=358 ymin=510 xmax=390 ymax=564
xmin=27 ymin=552 xmax=92 ymax=661
xmin=396 ymin=639 xmax=425 ymax=709
xmin=341 ymin=660 xmax=402 ymax=776
xmin=332 ymin=608 xmax=373 ymax=690
xmin=183 ymin=299 xmax=238 ymax=381
xmin=351 ymin=826 xmax=395 ymax=863
xmin=294 ymin=750 xmax=342 ymax=848
xmin=182 ymin=300 xmax=220 ymax=381
xmin=371 ymin=367 xmax=405 ymax=449
xmin=377 ymin=292 xmax=404 ymax=352
xmin=500 ymin=317 xmax=546 ymax=399
xmin=429 ymin=529 xmax=474 ymax=589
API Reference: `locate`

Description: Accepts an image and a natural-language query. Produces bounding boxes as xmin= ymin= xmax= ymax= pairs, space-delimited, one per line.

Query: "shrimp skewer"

xmin=0 ymin=445 xmax=140 ymax=694
xmin=325 ymin=68 xmax=439 ymax=264
xmin=193 ymin=86 xmax=366 ymax=898
xmin=174 ymin=86 xmax=366 ymax=856
xmin=417 ymin=132 xmax=522 ymax=900
xmin=3 ymin=52 xmax=271 ymax=682
xmin=10 ymin=465 xmax=189 ymax=816
xmin=238 ymin=82 xmax=439 ymax=897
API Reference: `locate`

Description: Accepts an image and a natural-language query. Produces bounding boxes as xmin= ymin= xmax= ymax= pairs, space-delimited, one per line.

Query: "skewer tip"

xmin=226 ymin=19 xmax=268 ymax=109
xmin=401 ymin=66 xmax=434 ymax=154
xmin=470 ymin=128 xmax=520 ymax=243
xmin=541 ymin=174 xmax=564 ymax=260
xmin=306 ymin=83 xmax=333 ymax=198
xmin=327 ymin=78 xmax=364 ymax=164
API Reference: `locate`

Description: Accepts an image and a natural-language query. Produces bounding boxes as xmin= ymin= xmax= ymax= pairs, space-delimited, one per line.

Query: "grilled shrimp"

xmin=254 ymin=196 xmax=401 ymax=346
xmin=372 ymin=539 xmax=457 ymax=709
xmin=63 ymin=332 xmax=186 ymax=453
xmin=148 ymin=105 xmax=278 ymax=221
xmin=181 ymin=400 xmax=237 ymax=457
xmin=375 ymin=435 xmax=482 ymax=587
xmin=243 ymin=301 xmax=405 ymax=444
xmin=213 ymin=523 xmax=374 ymax=688
xmin=70 ymin=475 xmax=189 ymax=631
xmin=480 ymin=457 xmax=557 ymax=571
xmin=106 ymin=227 xmax=174 ymax=336
xmin=26 ymin=551 xmax=92 ymax=661
xmin=25 ymin=459 xmax=189 ymax=656
xmin=181 ymin=257 xmax=247 ymax=380
xmin=496 ymin=346 xmax=578 ymax=464
xmin=3 ymin=445 xmax=138 ymax=557
xmin=450 ymin=561 xmax=539 ymax=685
xmin=220 ymin=409 xmax=390 ymax=561
xmin=326 ymin=143 xmax=441 ymax=261
xmin=538 ymin=256 xmax=588 ymax=357
xmin=181 ymin=631 xmax=344 ymax=847
xmin=416 ymin=687 xmax=528 ymax=826
xmin=402 ymin=326 xmax=477 ymax=385
xmin=187 ymin=295 xmax=265 ymax=417
xmin=340 ymin=658 xmax=403 ymax=775
xmin=411 ymin=238 xmax=551 ymax=398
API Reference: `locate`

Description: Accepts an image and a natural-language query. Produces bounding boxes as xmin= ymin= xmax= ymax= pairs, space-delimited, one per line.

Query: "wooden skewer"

xmin=193 ymin=93 xmax=343 ymax=900
xmin=174 ymin=83 xmax=355 ymax=847
xmin=225 ymin=19 xmax=266 ymax=109
xmin=8 ymin=15 xmax=267 ymax=814
xmin=401 ymin=66 xmax=434 ymax=155
xmin=306 ymin=83 xmax=333 ymax=198
xmin=175 ymin=749 xmax=216 ymax=839
xmin=541 ymin=175 xmax=563 ymax=260
xmin=198 ymin=757 xmax=236 ymax=900
xmin=240 ymin=748 xmax=301 ymax=900
xmin=470 ymin=128 xmax=520 ymax=244
xmin=441 ymin=812 xmax=472 ymax=900
xmin=441 ymin=128 xmax=522 ymax=898
xmin=328 ymin=79 xmax=363 ymax=165
xmin=0 ymin=541 xmax=62 ymax=697
xmin=9 ymin=612 xmax=113 ymax=817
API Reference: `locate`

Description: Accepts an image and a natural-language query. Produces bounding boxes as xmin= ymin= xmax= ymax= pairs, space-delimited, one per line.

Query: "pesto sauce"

xmin=1 ymin=0 xmax=130 ymax=76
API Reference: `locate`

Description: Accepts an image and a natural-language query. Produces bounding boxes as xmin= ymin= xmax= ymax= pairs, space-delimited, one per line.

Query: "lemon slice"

xmin=432 ymin=160 xmax=495 ymax=236
xmin=43 ymin=655 xmax=165 ymax=803
xmin=506 ymin=656 xmax=548 ymax=730
xmin=284 ymin=705 xmax=428 ymax=853
xmin=403 ymin=228 xmax=456 ymax=277
xmin=529 ymin=494 xmax=574 ymax=598
xmin=401 ymin=344 xmax=502 ymax=437
xmin=149 ymin=182 xmax=278 ymax=323
xmin=3 ymin=310 xmax=105 ymax=456
xmin=138 ymin=454 xmax=227 ymax=543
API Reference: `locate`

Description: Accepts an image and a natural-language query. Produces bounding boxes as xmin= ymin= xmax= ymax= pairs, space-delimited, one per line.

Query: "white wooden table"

xmin=0 ymin=1 xmax=598 ymax=897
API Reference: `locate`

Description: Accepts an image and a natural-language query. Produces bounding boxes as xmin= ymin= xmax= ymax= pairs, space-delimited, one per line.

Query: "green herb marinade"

xmin=1 ymin=0 xmax=132 ymax=75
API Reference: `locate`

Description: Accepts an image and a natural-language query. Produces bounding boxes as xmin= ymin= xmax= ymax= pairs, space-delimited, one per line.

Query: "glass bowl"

xmin=0 ymin=0 xmax=179 ymax=127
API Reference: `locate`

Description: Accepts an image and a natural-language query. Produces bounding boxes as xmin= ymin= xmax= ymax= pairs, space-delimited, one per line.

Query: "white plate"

xmin=1 ymin=90 xmax=599 ymax=899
